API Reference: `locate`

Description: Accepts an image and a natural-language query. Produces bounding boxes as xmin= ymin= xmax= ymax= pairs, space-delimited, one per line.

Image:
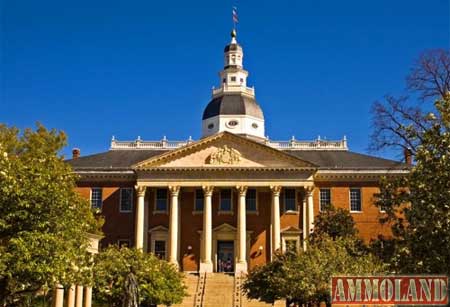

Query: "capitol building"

xmin=68 ymin=29 xmax=408 ymax=275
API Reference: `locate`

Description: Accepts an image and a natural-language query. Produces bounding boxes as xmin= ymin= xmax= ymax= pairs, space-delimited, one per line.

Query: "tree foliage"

xmin=243 ymin=236 xmax=385 ymax=306
xmin=0 ymin=124 xmax=100 ymax=306
xmin=374 ymin=95 xmax=450 ymax=274
xmin=311 ymin=204 xmax=357 ymax=241
xmin=93 ymin=246 xmax=187 ymax=307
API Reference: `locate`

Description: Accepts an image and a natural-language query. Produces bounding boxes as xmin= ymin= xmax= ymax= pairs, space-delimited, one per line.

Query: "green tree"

xmin=93 ymin=246 xmax=187 ymax=307
xmin=0 ymin=124 xmax=100 ymax=306
xmin=311 ymin=204 xmax=357 ymax=241
xmin=243 ymin=236 xmax=385 ymax=306
xmin=374 ymin=95 xmax=450 ymax=274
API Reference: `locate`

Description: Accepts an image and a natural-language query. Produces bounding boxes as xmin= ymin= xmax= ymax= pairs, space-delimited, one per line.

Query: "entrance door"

xmin=217 ymin=241 xmax=234 ymax=273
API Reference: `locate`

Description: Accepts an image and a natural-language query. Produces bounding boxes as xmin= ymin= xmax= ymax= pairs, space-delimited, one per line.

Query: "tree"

xmin=374 ymin=95 xmax=450 ymax=274
xmin=93 ymin=246 xmax=187 ymax=307
xmin=311 ymin=204 xmax=357 ymax=241
xmin=370 ymin=49 xmax=450 ymax=155
xmin=0 ymin=124 xmax=100 ymax=306
xmin=243 ymin=236 xmax=386 ymax=307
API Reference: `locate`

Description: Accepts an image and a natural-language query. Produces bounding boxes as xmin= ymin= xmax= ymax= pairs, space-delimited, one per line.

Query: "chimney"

xmin=403 ymin=147 xmax=412 ymax=165
xmin=72 ymin=148 xmax=80 ymax=159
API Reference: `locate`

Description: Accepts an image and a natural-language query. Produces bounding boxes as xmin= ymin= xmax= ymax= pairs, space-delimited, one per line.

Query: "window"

xmin=240 ymin=78 xmax=244 ymax=83
xmin=117 ymin=239 xmax=130 ymax=247
xmin=246 ymin=189 xmax=257 ymax=212
xmin=91 ymin=188 xmax=102 ymax=209
xmin=350 ymin=188 xmax=362 ymax=212
xmin=285 ymin=240 xmax=298 ymax=253
xmin=155 ymin=188 xmax=168 ymax=212
xmin=220 ymin=189 xmax=232 ymax=212
xmin=284 ymin=189 xmax=297 ymax=212
xmin=194 ymin=189 xmax=204 ymax=212
xmin=154 ymin=240 xmax=166 ymax=259
xmin=319 ymin=188 xmax=331 ymax=211
xmin=120 ymin=188 xmax=133 ymax=212
xmin=230 ymin=76 xmax=236 ymax=82
xmin=208 ymin=123 xmax=214 ymax=129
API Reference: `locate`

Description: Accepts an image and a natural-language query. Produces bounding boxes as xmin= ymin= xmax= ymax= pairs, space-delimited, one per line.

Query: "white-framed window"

xmin=246 ymin=188 xmax=257 ymax=212
xmin=117 ymin=239 xmax=131 ymax=247
xmin=90 ymin=188 xmax=103 ymax=209
xmin=219 ymin=189 xmax=233 ymax=212
xmin=194 ymin=189 xmax=204 ymax=212
xmin=283 ymin=188 xmax=297 ymax=212
xmin=155 ymin=188 xmax=168 ymax=213
xmin=120 ymin=188 xmax=133 ymax=212
xmin=154 ymin=240 xmax=166 ymax=259
xmin=350 ymin=188 xmax=362 ymax=212
xmin=281 ymin=233 xmax=300 ymax=253
xmin=319 ymin=188 xmax=331 ymax=211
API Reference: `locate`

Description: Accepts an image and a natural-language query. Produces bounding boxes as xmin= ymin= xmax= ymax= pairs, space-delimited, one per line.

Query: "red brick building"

xmin=67 ymin=30 xmax=408 ymax=274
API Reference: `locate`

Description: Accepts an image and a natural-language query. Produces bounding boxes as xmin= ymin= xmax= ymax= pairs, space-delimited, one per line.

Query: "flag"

xmin=232 ymin=7 xmax=238 ymax=24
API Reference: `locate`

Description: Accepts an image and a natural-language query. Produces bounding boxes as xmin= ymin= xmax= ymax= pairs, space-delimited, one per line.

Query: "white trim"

xmin=149 ymin=226 xmax=169 ymax=261
xmin=349 ymin=187 xmax=362 ymax=213
xmin=281 ymin=233 xmax=301 ymax=253
xmin=90 ymin=187 xmax=103 ymax=210
xmin=119 ymin=187 xmax=133 ymax=213
xmin=319 ymin=188 xmax=331 ymax=212
xmin=282 ymin=188 xmax=298 ymax=213
xmin=317 ymin=169 xmax=409 ymax=174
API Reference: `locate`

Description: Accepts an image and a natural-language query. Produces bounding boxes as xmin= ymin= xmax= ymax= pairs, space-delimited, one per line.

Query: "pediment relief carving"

xmin=207 ymin=145 xmax=241 ymax=165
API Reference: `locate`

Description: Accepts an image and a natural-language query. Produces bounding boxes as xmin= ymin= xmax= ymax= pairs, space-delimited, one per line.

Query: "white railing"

xmin=266 ymin=138 xmax=348 ymax=151
xmin=212 ymin=84 xmax=255 ymax=97
xmin=110 ymin=136 xmax=348 ymax=151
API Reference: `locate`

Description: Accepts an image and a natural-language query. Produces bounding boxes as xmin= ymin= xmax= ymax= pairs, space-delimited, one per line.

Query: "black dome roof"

xmin=202 ymin=94 xmax=264 ymax=120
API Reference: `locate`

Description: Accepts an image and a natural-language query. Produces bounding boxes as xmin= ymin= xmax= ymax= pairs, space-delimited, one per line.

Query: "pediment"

xmin=213 ymin=223 xmax=237 ymax=233
xmin=133 ymin=132 xmax=316 ymax=170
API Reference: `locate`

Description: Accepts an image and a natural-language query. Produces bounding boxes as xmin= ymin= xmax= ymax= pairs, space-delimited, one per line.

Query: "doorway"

xmin=217 ymin=240 xmax=234 ymax=272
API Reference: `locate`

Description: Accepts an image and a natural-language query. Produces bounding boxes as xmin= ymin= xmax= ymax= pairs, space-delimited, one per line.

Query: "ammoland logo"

xmin=331 ymin=276 xmax=448 ymax=305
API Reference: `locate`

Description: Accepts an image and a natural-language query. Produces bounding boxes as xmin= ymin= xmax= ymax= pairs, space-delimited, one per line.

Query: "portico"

xmin=130 ymin=129 xmax=317 ymax=273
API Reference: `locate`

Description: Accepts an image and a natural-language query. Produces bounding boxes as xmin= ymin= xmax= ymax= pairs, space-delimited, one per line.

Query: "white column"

xmin=236 ymin=186 xmax=248 ymax=273
xmin=52 ymin=284 xmax=64 ymax=307
xmin=306 ymin=187 xmax=315 ymax=235
xmin=75 ymin=285 xmax=83 ymax=307
xmin=67 ymin=285 xmax=76 ymax=307
xmin=200 ymin=186 xmax=214 ymax=272
xmin=302 ymin=197 xmax=307 ymax=251
xmin=83 ymin=287 xmax=92 ymax=307
xmin=134 ymin=186 xmax=147 ymax=250
xmin=169 ymin=186 xmax=180 ymax=266
xmin=270 ymin=186 xmax=282 ymax=254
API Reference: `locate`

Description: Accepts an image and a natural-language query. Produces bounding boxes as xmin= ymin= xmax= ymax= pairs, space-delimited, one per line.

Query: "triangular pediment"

xmin=213 ymin=223 xmax=237 ymax=233
xmin=133 ymin=132 xmax=316 ymax=170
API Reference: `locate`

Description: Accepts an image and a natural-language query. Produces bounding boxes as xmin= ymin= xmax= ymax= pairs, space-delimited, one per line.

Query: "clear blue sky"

xmin=1 ymin=0 xmax=449 ymax=159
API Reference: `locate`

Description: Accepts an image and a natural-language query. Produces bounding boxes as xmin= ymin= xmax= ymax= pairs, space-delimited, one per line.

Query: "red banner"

xmin=331 ymin=276 xmax=448 ymax=305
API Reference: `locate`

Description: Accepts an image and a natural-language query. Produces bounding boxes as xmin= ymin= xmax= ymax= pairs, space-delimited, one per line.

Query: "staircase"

xmin=172 ymin=273 xmax=284 ymax=307
xmin=173 ymin=273 xmax=204 ymax=307
xmin=203 ymin=273 xmax=235 ymax=307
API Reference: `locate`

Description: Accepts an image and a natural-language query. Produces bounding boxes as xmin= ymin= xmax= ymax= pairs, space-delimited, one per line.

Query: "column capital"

xmin=202 ymin=185 xmax=214 ymax=196
xmin=236 ymin=185 xmax=248 ymax=197
xmin=270 ymin=185 xmax=282 ymax=196
xmin=135 ymin=185 xmax=147 ymax=197
xmin=168 ymin=185 xmax=181 ymax=196
xmin=305 ymin=186 xmax=314 ymax=196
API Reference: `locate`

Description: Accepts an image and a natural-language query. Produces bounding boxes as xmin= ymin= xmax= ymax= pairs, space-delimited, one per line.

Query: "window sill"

xmin=153 ymin=210 xmax=168 ymax=215
xmin=350 ymin=211 xmax=363 ymax=214
xmin=218 ymin=211 xmax=234 ymax=215
xmin=283 ymin=210 xmax=299 ymax=215
xmin=192 ymin=211 xmax=203 ymax=215
xmin=246 ymin=211 xmax=259 ymax=215
xmin=119 ymin=210 xmax=132 ymax=213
